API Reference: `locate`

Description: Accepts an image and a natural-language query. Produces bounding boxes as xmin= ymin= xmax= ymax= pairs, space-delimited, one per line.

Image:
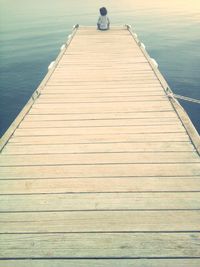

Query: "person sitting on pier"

xmin=97 ymin=7 xmax=110 ymax=31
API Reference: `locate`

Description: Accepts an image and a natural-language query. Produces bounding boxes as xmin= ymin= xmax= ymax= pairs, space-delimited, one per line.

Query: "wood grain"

xmin=0 ymin=26 xmax=199 ymax=264
xmin=0 ymin=233 xmax=200 ymax=258
xmin=0 ymin=177 xmax=199 ymax=194
xmin=1 ymin=259 xmax=200 ymax=267
xmin=1 ymin=192 xmax=200 ymax=212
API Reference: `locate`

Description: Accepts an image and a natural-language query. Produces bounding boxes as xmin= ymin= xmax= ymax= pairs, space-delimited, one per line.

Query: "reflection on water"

xmin=0 ymin=0 xmax=200 ymax=136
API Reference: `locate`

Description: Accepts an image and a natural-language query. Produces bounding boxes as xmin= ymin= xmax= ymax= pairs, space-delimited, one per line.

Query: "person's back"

xmin=97 ymin=7 xmax=110 ymax=30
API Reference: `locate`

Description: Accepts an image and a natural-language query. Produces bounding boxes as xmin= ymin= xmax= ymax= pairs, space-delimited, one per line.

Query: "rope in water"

xmin=173 ymin=94 xmax=200 ymax=104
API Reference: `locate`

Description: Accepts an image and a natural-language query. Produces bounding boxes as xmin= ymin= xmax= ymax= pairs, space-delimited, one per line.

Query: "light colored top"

xmin=0 ymin=26 xmax=200 ymax=265
xmin=97 ymin=15 xmax=110 ymax=30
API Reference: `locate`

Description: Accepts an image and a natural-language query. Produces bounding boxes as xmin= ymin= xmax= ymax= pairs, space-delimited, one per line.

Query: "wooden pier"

xmin=0 ymin=25 xmax=200 ymax=266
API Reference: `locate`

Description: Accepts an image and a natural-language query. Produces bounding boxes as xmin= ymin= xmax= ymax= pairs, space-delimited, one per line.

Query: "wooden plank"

xmin=71 ymin=36 xmax=133 ymax=39
xmin=1 ymin=192 xmax=200 ymax=212
xmin=40 ymin=91 xmax=166 ymax=97
xmin=74 ymin=32 xmax=130 ymax=36
xmin=51 ymin=75 xmax=155 ymax=79
xmin=12 ymin=126 xmax=186 ymax=136
xmin=0 ymin=163 xmax=199 ymax=179
xmin=65 ymin=42 xmax=139 ymax=45
xmin=41 ymin=88 xmax=165 ymax=94
xmin=57 ymin=59 xmax=150 ymax=64
xmin=56 ymin=63 xmax=151 ymax=67
xmin=8 ymin=133 xmax=190 ymax=145
xmin=71 ymin=38 xmax=133 ymax=41
xmin=52 ymin=66 xmax=154 ymax=69
xmin=56 ymin=61 xmax=151 ymax=65
xmin=64 ymin=48 xmax=141 ymax=51
xmin=52 ymin=62 xmax=153 ymax=68
xmin=0 ymin=233 xmax=200 ymax=258
xmin=53 ymin=72 xmax=155 ymax=77
xmin=72 ymin=36 xmax=132 ymax=39
xmin=65 ymin=50 xmax=144 ymax=53
xmin=47 ymin=80 xmax=158 ymax=85
xmin=56 ymin=62 xmax=151 ymax=66
xmin=65 ymin=49 xmax=141 ymax=52
xmin=50 ymin=73 xmax=155 ymax=78
xmin=36 ymin=96 xmax=167 ymax=104
xmin=54 ymin=66 xmax=153 ymax=71
xmin=59 ymin=51 xmax=151 ymax=56
xmin=65 ymin=42 xmax=138 ymax=46
xmin=63 ymin=47 xmax=142 ymax=51
xmin=19 ymin=118 xmax=180 ymax=129
xmin=21 ymin=117 xmax=178 ymax=126
xmin=2 ymin=142 xmax=194 ymax=155
xmin=63 ymin=50 xmax=146 ymax=53
xmin=1 ymin=211 xmax=200 ymax=233
xmin=47 ymin=81 xmax=159 ymax=86
xmin=68 ymin=42 xmax=135 ymax=46
xmin=66 ymin=42 xmax=139 ymax=45
xmin=58 ymin=57 xmax=147 ymax=61
xmin=75 ymin=31 xmax=130 ymax=35
xmin=1 ymin=152 xmax=199 ymax=167
xmin=43 ymin=83 xmax=162 ymax=87
xmin=52 ymin=73 xmax=154 ymax=78
xmin=43 ymin=84 xmax=162 ymax=90
xmin=20 ymin=117 xmax=180 ymax=125
xmin=24 ymin=111 xmax=177 ymax=121
xmin=37 ymin=79 xmax=162 ymax=86
xmin=32 ymin=101 xmax=171 ymax=109
xmin=69 ymin=49 xmax=136 ymax=52
xmin=29 ymin=102 xmax=173 ymax=114
xmin=48 ymin=77 xmax=157 ymax=83
xmin=64 ymin=46 xmax=141 ymax=50
xmin=1 ymin=259 xmax=200 ymax=267
xmin=63 ymin=39 xmax=140 ymax=44
xmin=51 ymin=69 xmax=154 ymax=74
xmin=0 ymin=177 xmax=199 ymax=194
xmin=60 ymin=54 xmax=148 ymax=57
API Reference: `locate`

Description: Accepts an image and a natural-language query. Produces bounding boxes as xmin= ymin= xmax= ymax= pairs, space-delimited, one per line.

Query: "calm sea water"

xmin=0 ymin=0 xmax=200 ymax=137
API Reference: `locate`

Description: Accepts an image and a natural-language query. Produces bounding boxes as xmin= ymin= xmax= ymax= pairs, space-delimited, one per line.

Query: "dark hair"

xmin=100 ymin=7 xmax=107 ymax=16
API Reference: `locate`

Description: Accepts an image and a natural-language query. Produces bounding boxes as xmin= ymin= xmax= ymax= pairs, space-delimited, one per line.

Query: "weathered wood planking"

xmin=0 ymin=259 xmax=200 ymax=267
xmin=18 ymin=111 xmax=179 ymax=121
xmin=1 ymin=211 xmax=200 ymax=233
xmin=1 ymin=163 xmax=200 ymax=179
xmin=10 ymin=125 xmax=186 ymax=137
xmin=18 ymin=117 xmax=181 ymax=128
xmin=0 ymin=152 xmax=199 ymax=166
xmin=2 ymin=142 xmax=195 ymax=155
xmin=1 ymin=177 xmax=200 ymax=195
xmin=7 ymin=133 xmax=190 ymax=145
xmin=0 ymin=25 xmax=200 ymax=265
xmin=0 ymin=192 xmax=200 ymax=212
xmin=0 ymin=233 xmax=200 ymax=258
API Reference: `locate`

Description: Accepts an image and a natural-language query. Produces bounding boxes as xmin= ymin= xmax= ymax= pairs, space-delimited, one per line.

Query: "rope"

xmin=165 ymin=87 xmax=200 ymax=104
xmin=173 ymin=94 xmax=200 ymax=104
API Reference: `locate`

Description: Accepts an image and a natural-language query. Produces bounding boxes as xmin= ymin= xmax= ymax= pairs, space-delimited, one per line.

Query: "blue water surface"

xmin=0 ymin=0 xmax=200 ymax=137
